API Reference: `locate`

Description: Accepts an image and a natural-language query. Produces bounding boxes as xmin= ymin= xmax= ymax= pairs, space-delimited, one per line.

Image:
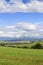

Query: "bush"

xmin=0 ymin=43 xmax=6 ymax=46
xmin=23 ymin=46 xmax=28 ymax=48
xmin=31 ymin=43 xmax=42 ymax=49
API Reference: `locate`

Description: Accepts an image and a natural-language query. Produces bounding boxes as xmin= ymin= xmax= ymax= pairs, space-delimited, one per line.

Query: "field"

xmin=0 ymin=46 xmax=43 ymax=65
xmin=0 ymin=41 xmax=43 ymax=48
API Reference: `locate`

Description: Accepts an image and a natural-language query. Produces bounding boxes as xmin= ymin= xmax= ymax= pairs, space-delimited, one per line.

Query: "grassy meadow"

xmin=0 ymin=46 xmax=43 ymax=65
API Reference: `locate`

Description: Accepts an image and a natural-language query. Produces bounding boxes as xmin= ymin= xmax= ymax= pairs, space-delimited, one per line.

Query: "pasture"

xmin=0 ymin=46 xmax=43 ymax=65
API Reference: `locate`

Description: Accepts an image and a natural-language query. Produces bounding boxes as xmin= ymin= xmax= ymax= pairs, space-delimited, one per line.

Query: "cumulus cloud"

xmin=0 ymin=0 xmax=43 ymax=13
xmin=0 ymin=22 xmax=43 ymax=38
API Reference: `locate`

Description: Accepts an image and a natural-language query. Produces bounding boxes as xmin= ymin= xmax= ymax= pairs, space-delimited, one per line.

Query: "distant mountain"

xmin=0 ymin=37 xmax=43 ymax=41
xmin=0 ymin=37 xmax=14 ymax=41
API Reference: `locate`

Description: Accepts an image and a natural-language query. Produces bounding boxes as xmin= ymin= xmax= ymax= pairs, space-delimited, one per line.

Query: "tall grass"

xmin=0 ymin=46 xmax=43 ymax=65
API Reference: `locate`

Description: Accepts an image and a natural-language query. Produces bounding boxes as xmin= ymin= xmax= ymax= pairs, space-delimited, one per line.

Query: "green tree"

xmin=31 ymin=43 xmax=42 ymax=49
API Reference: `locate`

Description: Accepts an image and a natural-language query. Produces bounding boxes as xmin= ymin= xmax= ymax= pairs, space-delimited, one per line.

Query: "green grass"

xmin=0 ymin=46 xmax=43 ymax=65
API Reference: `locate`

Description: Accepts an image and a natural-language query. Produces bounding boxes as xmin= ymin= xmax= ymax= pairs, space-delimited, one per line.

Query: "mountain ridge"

xmin=0 ymin=37 xmax=43 ymax=41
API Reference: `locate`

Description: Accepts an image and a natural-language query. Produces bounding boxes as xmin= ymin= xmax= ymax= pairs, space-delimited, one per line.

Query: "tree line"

xmin=0 ymin=42 xmax=43 ymax=49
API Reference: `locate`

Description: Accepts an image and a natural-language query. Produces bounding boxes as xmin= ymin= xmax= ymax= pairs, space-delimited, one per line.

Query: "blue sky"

xmin=0 ymin=0 xmax=43 ymax=38
xmin=0 ymin=13 xmax=43 ymax=26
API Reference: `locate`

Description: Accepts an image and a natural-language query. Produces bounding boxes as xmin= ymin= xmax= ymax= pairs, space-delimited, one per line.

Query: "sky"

xmin=0 ymin=0 xmax=43 ymax=38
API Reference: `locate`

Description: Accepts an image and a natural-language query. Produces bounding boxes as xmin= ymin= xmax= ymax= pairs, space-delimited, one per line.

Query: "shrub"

xmin=31 ymin=43 xmax=42 ymax=49
xmin=0 ymin=43 xmax=6 ymax=46
xmin=23 ymin=46 xmax=28 ymax=49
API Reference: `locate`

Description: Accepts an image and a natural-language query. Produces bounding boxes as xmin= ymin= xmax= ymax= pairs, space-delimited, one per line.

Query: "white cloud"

xmin=0 ymin=0 xmax=43 ymax=12
xmin=0 ymin=31 xmax=4 ymax=33
xmin=0 ymin=22 xmax=43 ymax=38
xmin=16 ymin=22 xmax=36 ymax=30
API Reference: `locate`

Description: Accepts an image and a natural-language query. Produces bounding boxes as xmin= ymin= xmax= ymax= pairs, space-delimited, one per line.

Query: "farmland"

xmin=0 ymin=41 xmax=43 ymax=65
xmin=0 ymin=40 xmax=43 ymax=48
xmin=0 ymin=45 xmax=43 ymax=65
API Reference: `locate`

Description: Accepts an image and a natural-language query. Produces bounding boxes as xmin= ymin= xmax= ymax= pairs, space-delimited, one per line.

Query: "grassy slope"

xmin=0 ymin=46 xmax=43 ymax=65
